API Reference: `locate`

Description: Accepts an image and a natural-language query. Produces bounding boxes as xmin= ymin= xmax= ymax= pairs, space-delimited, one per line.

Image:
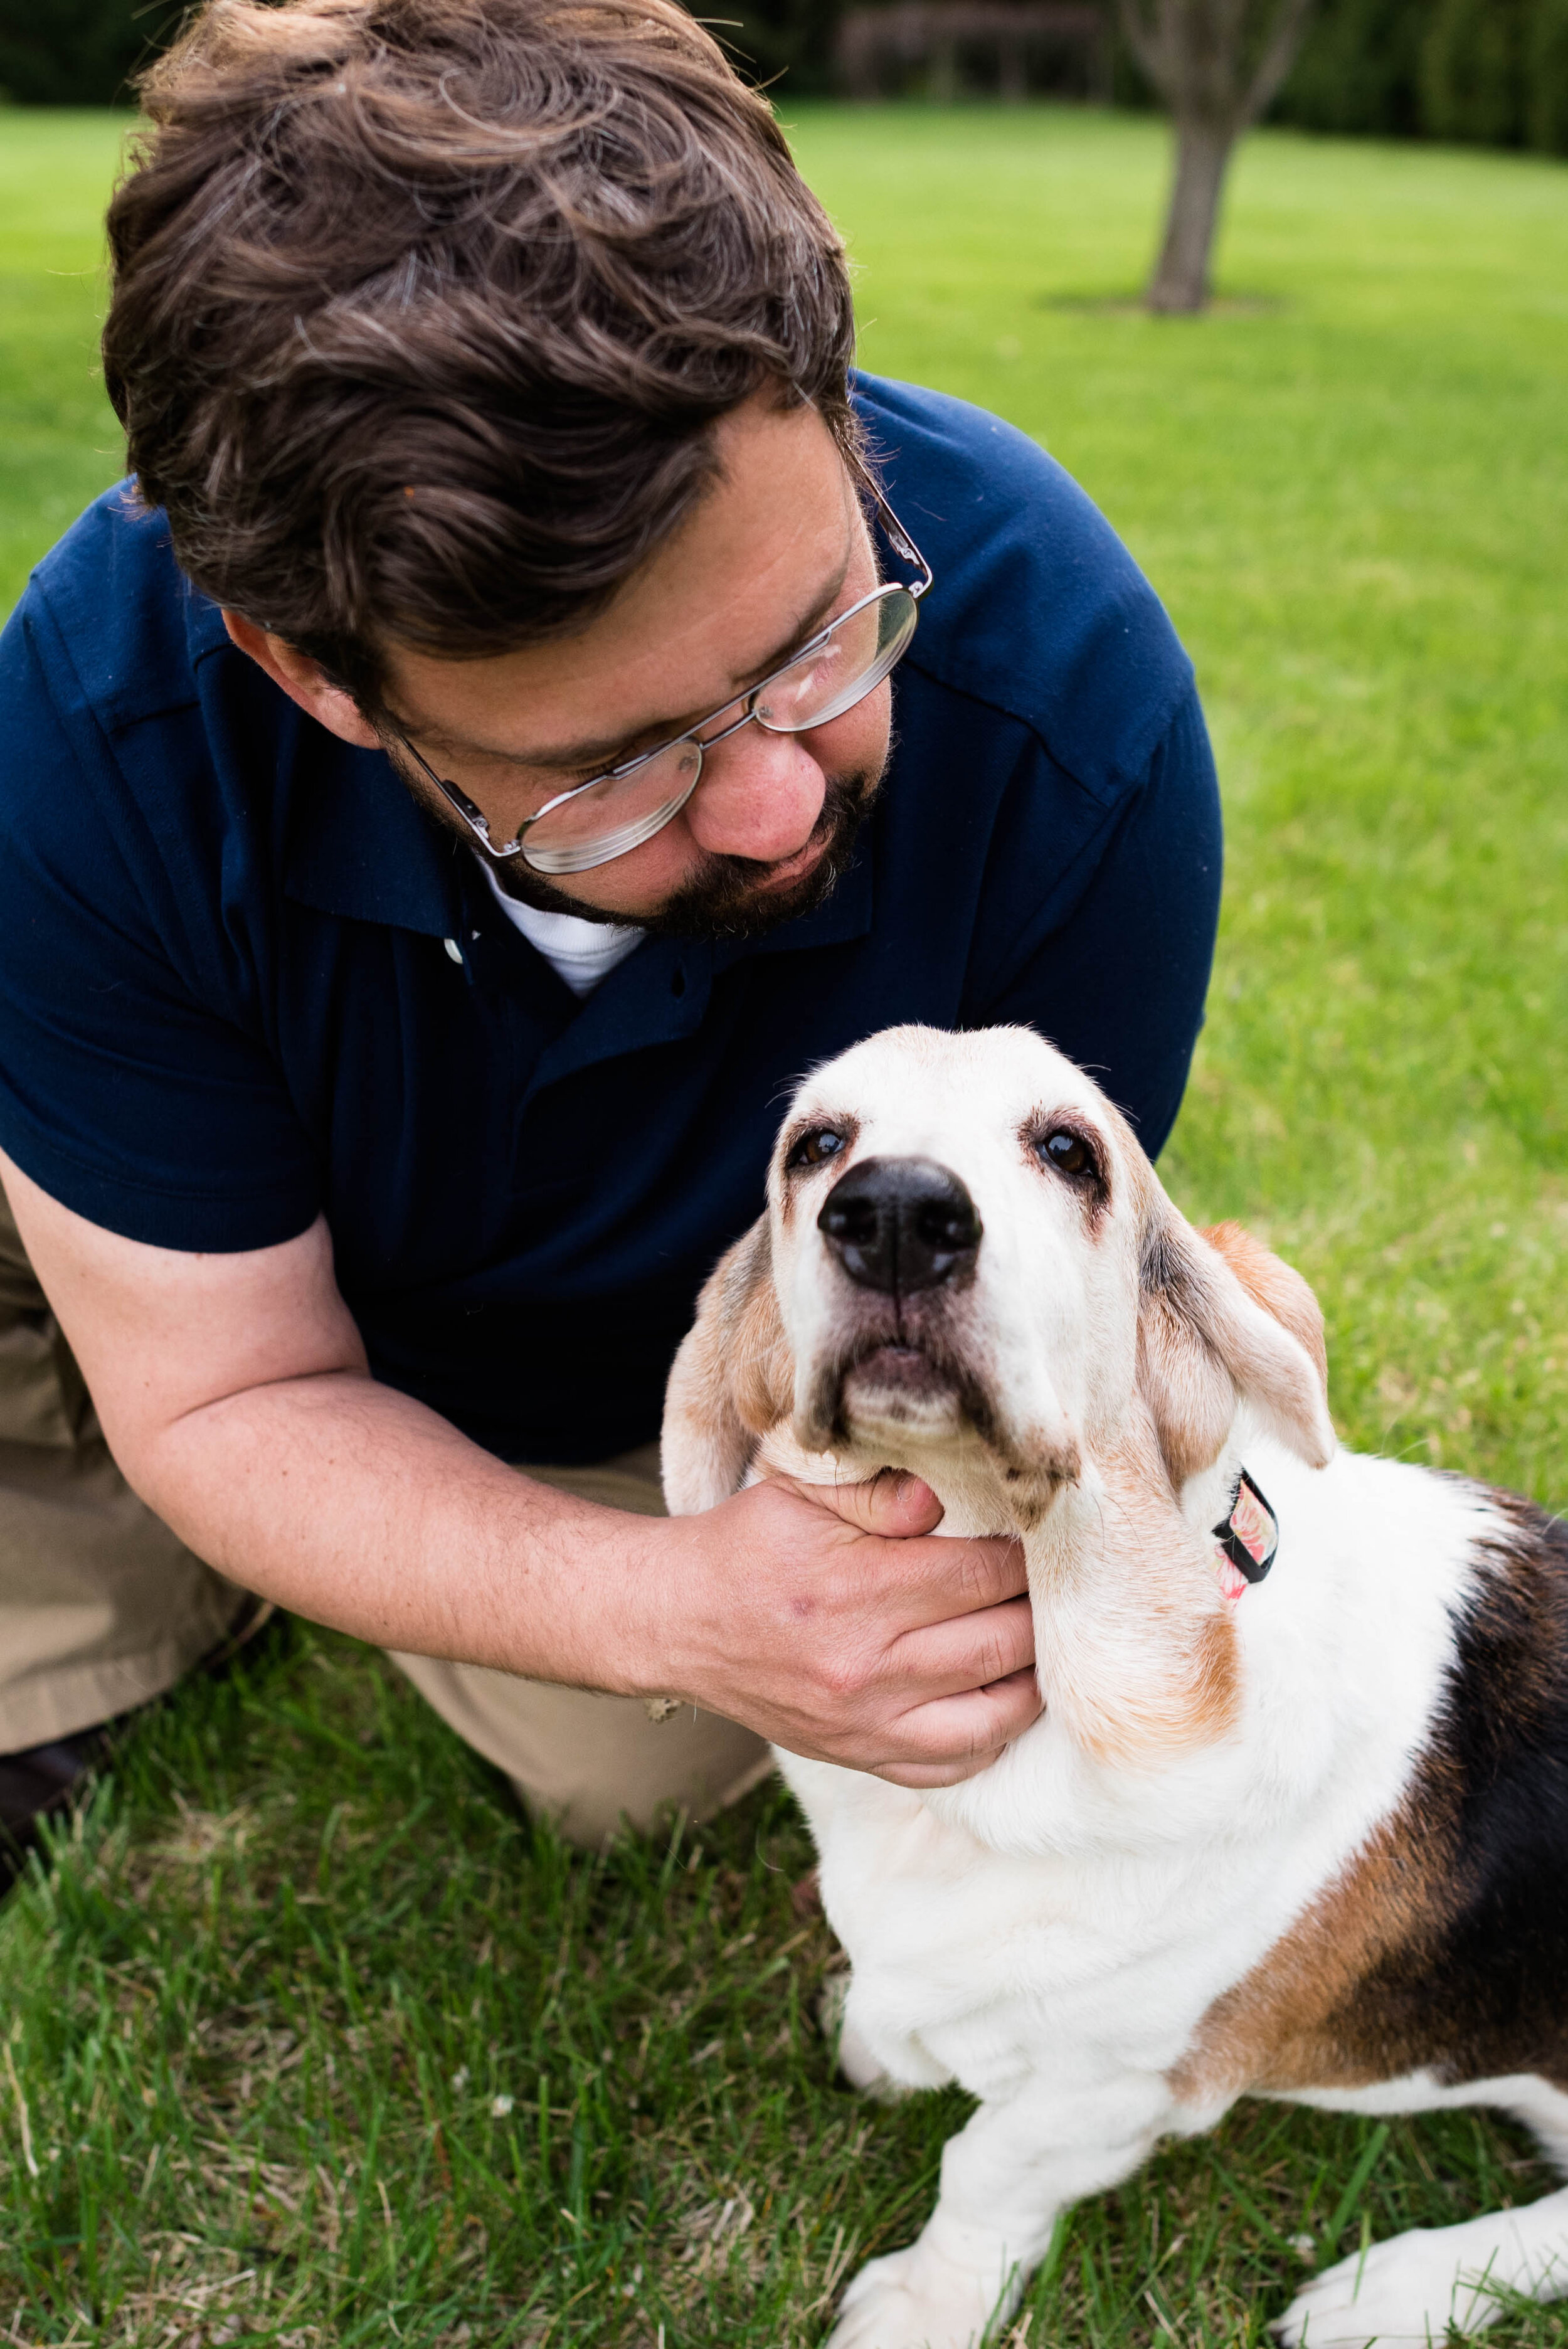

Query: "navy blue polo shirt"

xmin=0 ymin=376 xmax=1221 ymax=1464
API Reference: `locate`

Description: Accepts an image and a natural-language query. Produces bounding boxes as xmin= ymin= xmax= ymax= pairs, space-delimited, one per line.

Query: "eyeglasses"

xmin=387 ymin=489 xmax=933 ymax=876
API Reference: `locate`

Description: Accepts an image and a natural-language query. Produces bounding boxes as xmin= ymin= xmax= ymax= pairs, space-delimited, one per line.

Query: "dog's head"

xmin=664 ymin=1025 xmax=1333 ymax=1529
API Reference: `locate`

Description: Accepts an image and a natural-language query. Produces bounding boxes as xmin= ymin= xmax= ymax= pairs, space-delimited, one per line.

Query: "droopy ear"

xmin=1199 ymin=1221 xmax=1329 ymax=1394
xmin=1137 ymin=1190 xmax=1335 ymax=1484
xmin=661 ymin=1217 xmax=793 ymax=1516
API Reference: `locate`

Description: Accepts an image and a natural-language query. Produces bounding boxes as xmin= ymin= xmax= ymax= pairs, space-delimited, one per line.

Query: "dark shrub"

xmin=1275 ymin=0 xmax=1430 ymax=134
xmin=1420 ymin=0 xmax=1523 ymax=140
xmin=721 ymin=0 xmax=842 ymax=93
xmin=0 ymin=0 xmax=178 ymax=104
xmin=1526 ymin=0 xmax=1568 ymax=147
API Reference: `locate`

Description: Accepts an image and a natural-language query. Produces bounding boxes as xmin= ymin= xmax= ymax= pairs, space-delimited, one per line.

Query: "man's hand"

xmin=1 ymin=1152 xmax=1037 ymax=1790
xmin=649 ymin=1473 xmax=1037 ymax=1787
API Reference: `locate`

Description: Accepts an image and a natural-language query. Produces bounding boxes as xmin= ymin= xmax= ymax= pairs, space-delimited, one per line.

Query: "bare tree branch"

xmin=1135 ymin=0 xmax=1320 ymax=310
xmin=1244 ymin=0 xmax=1319 ymax=120
xmin=1116 ymin=0 xmax=1167 ymax=91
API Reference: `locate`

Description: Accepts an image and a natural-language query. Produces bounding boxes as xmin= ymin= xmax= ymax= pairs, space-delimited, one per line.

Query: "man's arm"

xmin=1 ymin=1152 xmax=1037 ymax=1788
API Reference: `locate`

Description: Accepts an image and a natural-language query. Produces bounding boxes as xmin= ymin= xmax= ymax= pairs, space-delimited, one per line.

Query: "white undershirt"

xmin=477 ymin=858 xmax=644 ymax=998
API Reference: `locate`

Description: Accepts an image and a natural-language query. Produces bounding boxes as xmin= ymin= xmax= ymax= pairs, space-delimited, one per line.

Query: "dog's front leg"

xmin=825 ymin=2071 xmax=1171 ymax=2349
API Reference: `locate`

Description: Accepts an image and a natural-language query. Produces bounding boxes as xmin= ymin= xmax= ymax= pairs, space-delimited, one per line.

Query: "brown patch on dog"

xmin=1200 ymin=1222 xmax=1328 ymax=1393
xmin=1172 ymin=1488 xmax=1568 ymax=2106
xmin=1168 ymin=1803 xmax=1458 ymax=2104
xmin=1039 ymin=1401 xmax=1244 ymax=1767
xmin=1136 ymin=1195 xmax=1335 ymax=1483
xmin=727 ymin=1251 xmax=793 ymax=1440
xmin=1020 ymin=1105 xmax=1111 ymax=1233
xmin=661 ymin=1218 xmax=794 ymax=1514
xmin=1136 ymin=1263 xmax=1240 ymax=1486
xmin=776 ymin=1115 xmax=860 ymax=1232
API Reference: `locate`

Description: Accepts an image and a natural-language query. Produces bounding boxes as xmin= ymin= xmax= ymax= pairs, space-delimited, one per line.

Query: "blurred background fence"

xmin=2 ymin=0 xmax=1565 ymax=152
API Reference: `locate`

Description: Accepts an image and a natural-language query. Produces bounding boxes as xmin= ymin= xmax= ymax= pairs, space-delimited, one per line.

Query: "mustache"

xmin=637 ymin=762 xmax=882 ymax=943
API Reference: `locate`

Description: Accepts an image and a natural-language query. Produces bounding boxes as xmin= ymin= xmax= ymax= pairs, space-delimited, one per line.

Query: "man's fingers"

xmin=884 ymin=1529 xmax=1029 ymax=1626
xmin=871 ymin=1667 xmax=1044 ymax=1787
xmin=803 ymin=1468 xmax=945 ymax=1539
xmin=759 ymin=1475 xmax=1027 ymax=1616
xmin=888 ymin=1595 xmax=1036 ymax=1699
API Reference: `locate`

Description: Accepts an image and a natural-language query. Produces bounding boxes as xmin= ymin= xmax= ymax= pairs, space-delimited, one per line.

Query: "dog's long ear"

xmin=1137 ymin=1189 xmax=1335 ymax=1483
xmin=662 ymin=1217 xmax=793 ymax=1515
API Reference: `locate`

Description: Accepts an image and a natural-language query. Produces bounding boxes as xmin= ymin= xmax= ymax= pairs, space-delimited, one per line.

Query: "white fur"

xmin=771 ymin=1432 xmax=1511 ymax=2348
xmin=660 ymin=1026 xmax=1566 ymax=2348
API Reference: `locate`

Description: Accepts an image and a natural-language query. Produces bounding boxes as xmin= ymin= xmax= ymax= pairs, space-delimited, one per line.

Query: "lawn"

xmin=1 ymin=100 xmax=1566 ymax=2348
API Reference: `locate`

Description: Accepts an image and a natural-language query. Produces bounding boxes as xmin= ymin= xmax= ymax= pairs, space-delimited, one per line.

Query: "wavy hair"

xmin=103 ymin=0 xmax=859 ymax=696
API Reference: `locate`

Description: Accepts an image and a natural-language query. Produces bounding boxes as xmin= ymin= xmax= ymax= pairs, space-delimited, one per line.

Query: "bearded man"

xmin=0 ymin=0 xmax=1220 ymax=1863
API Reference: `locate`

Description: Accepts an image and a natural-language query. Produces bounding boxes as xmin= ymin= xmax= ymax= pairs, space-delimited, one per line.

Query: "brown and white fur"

xmin=661 ymin=1024 xmax=1568 ymax=2349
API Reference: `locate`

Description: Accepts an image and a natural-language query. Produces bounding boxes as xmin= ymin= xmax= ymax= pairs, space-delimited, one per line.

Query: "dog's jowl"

xmin=661 ymin=1023 xmax=1568 ymax=2349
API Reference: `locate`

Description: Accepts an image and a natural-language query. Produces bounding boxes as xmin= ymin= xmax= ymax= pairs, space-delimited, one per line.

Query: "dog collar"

xmin=1212 ymin=1468 xmax=1278 ymax=1600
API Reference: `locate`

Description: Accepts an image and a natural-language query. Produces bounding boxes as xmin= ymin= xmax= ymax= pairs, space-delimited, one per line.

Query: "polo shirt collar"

xmin=180 ymin=589 xmax=466 ymax=940
xmin=280 ymin=737 xmax=466 ymax=938
xmin=517 ymin=839 xmax=875 ymax=1103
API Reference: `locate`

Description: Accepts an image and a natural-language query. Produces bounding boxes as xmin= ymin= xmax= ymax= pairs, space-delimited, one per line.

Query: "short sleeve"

xmin=0 ymin=588 xmax=321 ymax=1251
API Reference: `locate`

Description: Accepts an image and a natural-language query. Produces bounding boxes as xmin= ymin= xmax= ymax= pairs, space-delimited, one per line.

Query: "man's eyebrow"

xmin=409 ymin=555 xmax=852 ymax=775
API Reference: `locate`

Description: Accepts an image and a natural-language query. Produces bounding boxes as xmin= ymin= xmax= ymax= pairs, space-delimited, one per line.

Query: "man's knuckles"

xmin=806 ymin=1638 xmax=886 ymax=1711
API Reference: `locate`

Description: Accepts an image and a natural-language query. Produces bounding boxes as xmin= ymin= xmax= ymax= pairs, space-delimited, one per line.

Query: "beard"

xmin=482 ymin=758 xmax=885 ymax=943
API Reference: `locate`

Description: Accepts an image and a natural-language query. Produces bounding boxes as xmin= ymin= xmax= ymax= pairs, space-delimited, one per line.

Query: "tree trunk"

xmin=1145 ymin=117 xmax=1236 ymax=313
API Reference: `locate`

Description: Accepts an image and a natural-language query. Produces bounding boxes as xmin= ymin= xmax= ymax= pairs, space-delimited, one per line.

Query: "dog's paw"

xmin=1273 ymin=2224 xmax=1507 ymax=2346
xmin=824 ymin=2248 xmax=997 ymax=2349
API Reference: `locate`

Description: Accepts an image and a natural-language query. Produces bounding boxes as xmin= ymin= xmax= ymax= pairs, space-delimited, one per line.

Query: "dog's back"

xmin=1175 ymin=1487 xmax=1568 ymax=2111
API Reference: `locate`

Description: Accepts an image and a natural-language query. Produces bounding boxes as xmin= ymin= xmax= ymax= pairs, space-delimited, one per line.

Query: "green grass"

xmin=3 ymin=102 xmax=1567 ymax=2347
xmin=0 ymin=112 xmax=130 ymax=608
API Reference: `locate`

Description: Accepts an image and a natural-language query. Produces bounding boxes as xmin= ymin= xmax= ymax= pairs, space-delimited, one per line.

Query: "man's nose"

xmin=683 ymin=724 xmax=826 ymax=863
xmin=818 ymin=1157 xmax=983 ymax=1294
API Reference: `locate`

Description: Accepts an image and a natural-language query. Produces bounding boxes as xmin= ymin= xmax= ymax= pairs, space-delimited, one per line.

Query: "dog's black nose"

xmin=817 ymin=1157 xmax=982 ymax=1294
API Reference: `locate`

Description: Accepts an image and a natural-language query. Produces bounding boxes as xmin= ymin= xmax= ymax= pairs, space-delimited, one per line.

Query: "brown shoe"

xmin=0 ymin=1726 xmax=115 ymax=1892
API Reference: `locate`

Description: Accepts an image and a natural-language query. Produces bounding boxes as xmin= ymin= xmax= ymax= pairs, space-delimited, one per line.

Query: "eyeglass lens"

xmin=521 ymin=584 xmax=919 ymax=875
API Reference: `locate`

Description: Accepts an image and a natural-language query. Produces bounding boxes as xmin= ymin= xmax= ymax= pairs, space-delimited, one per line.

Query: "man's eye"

xmin=787 ymin=1128 xmax=847 ymax=1170
xmin=1037 ymin=1128 xmax=1094 ymax=1178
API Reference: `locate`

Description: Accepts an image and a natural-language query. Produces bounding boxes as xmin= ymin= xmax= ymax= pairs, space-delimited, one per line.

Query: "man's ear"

xmin=221 ymin=613 xmax=383 ymax=750
xmin=1137 ymin=1189 xmax=1335 ymax=1485
xmin=662 ymin=1217 xmax=793 ymax=1515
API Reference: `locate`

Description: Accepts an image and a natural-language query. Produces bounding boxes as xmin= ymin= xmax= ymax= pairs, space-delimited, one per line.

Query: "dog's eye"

xmin=1038 ymin=1128 xmax=1093 ymax=1178
xmin=787 ymin=1127 xmax=847 ymax=1171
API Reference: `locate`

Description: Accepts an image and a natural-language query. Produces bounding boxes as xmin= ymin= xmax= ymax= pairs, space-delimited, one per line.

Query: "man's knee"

xmin=389 ymin=1648 xmax=772 ymax=1849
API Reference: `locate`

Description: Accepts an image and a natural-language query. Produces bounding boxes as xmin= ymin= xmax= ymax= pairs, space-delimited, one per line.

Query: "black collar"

xmin=1214 ymin=1468 xmax=1278 ymax=1586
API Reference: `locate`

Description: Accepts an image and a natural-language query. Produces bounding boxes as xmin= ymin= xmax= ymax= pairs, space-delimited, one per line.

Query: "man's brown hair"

xmin=103 ymin=0 xmax=859 ymax=699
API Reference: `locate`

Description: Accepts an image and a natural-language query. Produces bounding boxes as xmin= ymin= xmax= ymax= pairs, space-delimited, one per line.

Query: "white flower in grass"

xmin=490 ymin=2092 xmax=514 ymax=2117
xmin=450 ymin=2065 xmax=470 ymax=2092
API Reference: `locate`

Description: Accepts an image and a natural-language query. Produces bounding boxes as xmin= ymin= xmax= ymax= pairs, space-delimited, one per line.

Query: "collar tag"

xmin=1213 ymin=1468 xmax=1278 ymax=1595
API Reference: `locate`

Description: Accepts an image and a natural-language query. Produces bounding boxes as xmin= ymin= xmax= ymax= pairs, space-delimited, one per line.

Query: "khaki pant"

xmin=0 ymin=1185 xmax=769 ymax=1847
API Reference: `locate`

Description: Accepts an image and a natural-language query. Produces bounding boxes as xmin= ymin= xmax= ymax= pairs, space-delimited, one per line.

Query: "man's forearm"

xmin=139 ymin=1367 xmax=672 ymax=1691
xmin=0 ymin=1160 xmax=1041 ymax=1779
xmin=0 ymin=1159 xmax=675 ymax=1695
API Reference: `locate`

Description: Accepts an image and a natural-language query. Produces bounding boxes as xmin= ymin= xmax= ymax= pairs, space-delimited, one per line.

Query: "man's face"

xmin=381 ymin=394 xmax=893 ymax=937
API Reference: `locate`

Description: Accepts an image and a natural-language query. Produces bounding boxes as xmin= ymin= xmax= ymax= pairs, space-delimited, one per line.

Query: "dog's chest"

xmin=772 ymin=1442 xmax=1495 ymax=2106
xmin=784 ymin=1752 xmax=1288 ymax=2099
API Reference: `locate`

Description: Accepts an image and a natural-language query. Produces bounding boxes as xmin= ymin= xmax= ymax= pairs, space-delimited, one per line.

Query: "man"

xmin=0 ymin=0 xmax=1221 ymax=1858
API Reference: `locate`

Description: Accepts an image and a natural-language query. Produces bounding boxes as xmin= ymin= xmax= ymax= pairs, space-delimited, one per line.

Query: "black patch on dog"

xmin=1330 ymin=1488 xmax=1568 ymax=2089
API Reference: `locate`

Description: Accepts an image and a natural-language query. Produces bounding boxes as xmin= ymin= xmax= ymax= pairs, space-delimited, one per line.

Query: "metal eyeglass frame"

xmin=384 ymin=485 xmax=933 ymax=875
